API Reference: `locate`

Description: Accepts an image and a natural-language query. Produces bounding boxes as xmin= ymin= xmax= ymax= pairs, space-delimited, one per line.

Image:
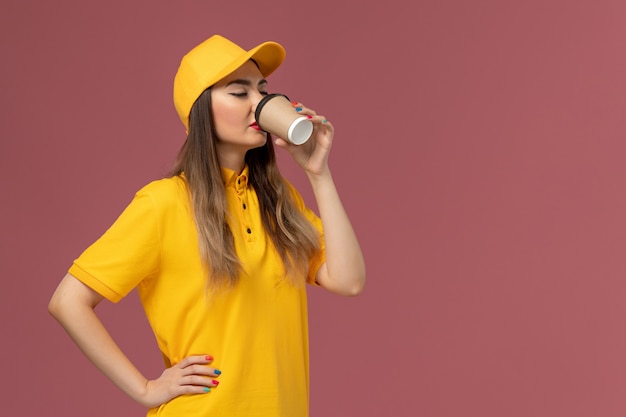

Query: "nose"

xmin=250 ymin=91 xmax=265 ymax=111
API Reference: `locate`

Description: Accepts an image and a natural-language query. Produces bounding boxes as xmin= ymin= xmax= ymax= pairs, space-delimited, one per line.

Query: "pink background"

xmin=2 ymin=0 xmax=626 ymax=415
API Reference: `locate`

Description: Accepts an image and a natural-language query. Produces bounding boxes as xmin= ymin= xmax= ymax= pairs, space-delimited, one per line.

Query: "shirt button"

xmin=243 ymin=203 xmax=247 ymax=210
xmin=246 ymin=228 xmax=252 ymax=234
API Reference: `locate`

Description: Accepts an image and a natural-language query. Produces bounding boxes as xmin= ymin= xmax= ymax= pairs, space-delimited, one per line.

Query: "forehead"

xmin=214 ymin=60 xmax=265 ymax=87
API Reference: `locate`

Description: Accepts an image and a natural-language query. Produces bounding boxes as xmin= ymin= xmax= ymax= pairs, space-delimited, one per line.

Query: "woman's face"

xmin=211 ymin=60 xmax=269 ymax=156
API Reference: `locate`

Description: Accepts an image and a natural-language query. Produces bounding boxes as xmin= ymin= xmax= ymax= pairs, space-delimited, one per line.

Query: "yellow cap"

xmin=173 ymin=35 xmax=286 ymax=130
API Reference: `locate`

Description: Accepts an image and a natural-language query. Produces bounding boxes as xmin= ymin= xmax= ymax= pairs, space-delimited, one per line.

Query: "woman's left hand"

xmin=273 ymin=102 xmax=333 ymax=177
xmin=275 ymin=103 xmax=366 ymax=297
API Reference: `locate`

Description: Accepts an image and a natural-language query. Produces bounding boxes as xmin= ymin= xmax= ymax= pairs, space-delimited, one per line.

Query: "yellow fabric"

xmin=69 ymin=166 xmax=325 ymax=416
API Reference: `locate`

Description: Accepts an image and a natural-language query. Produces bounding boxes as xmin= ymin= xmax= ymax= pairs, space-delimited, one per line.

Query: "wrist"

xmin=132 ymin=377 xmax=154 ymax=408
xmin=305 ymin=167 xmax=332 ymax=184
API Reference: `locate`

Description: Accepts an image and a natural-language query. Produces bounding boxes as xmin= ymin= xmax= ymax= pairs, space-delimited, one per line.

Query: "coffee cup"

xmin=255 ymin=93 xmax=313 ymax=145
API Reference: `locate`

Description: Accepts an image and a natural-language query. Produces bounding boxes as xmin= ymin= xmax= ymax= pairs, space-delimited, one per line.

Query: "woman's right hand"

xmin=49 ymin=275 xmax=222 ymax=409
xmin=139 ymin=355 xmax=221 ymax=408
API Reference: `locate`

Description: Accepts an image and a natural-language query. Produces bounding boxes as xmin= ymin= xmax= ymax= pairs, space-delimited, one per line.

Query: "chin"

xmin=248 ymin=135 xmax=268 ymax=149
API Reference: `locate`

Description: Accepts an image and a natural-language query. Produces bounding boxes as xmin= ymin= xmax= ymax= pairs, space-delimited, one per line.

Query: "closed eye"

xmin=229 ymin=91 xmax=269 ymax=98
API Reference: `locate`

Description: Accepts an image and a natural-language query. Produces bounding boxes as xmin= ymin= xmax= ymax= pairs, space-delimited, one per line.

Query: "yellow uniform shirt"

xmin=69 ymin=166 xmax=325 ymax=416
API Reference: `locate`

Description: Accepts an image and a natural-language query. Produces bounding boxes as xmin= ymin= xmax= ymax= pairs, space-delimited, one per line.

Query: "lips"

xmin=250 ymin=121 xmax=261 ymax=131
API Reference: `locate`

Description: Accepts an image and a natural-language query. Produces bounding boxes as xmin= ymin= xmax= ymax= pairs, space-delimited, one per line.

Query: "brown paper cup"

xmin=255 ymin=94 xmax=313 ymax=145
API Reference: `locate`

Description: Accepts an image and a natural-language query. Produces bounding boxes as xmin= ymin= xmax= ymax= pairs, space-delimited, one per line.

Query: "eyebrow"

xmin=226 ymin=78 xmax=268 ymax=87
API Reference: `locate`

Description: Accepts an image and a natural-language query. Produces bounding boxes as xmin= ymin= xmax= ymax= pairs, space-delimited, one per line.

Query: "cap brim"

xmin=214 ymin=41 xmax=285 ymax=88
xmin=248 ymin=41 xmax=286 ymax=78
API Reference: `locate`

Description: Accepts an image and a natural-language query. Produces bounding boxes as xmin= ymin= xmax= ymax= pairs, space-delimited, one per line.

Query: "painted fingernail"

xmin=295 ymin=107 xmax=302 ymax=112
xmin=291 ymin=101 xmax=298 ymax=106
xmin=214 ymin=369 xmax=222 ymax=375
xmin=206 ymin=355 xmax=213 ymax=361
xmin=322 ymin=119 xmax=328 ymax=123
xmin=306 ymin=115 xmax=312 ymax=119
xmin=213 ymin=379 xmax=220 ymax=386
xmin=204 ymin=387 xmax=211 ymax=393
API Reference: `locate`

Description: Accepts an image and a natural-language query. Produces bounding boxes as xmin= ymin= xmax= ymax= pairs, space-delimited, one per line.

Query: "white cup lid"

xmin=288 ymin=116 xmax=313 ymax=145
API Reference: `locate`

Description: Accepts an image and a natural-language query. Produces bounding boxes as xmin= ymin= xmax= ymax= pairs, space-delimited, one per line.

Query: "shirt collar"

xmin=221 ymin=164 xmax=250 ymax=190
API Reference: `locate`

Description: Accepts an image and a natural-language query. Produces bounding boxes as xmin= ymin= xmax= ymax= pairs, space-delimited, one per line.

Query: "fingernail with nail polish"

xmin=295 ymin=107 xmax=302 ymax=112
xmin=206 ymin=355 xmax=213 ymax=361
xmin=213 ymin=380 xmax=220 ymax=386
xmin=214 ymin=369 xmax=222 ymax=375
xmin=204 ymin=387 xmax=211 ymax=393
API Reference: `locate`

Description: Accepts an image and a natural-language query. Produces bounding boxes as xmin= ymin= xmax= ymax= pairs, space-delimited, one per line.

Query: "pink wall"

xmin=2 ymin=0 xmax=626 ymax=415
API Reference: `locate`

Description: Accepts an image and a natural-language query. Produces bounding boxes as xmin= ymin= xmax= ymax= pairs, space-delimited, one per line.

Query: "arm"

xmin=274 ymin=104 xmax=366 ymax=296
xmin=308 ymin=169 xmax=366 ymax=296
xmin=48 ymin=273 xmax=219 ymax=408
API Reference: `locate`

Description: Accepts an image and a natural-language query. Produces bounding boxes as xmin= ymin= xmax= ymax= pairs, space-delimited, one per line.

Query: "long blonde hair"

xmin=170 ymin=88 xmax=321 ymax=291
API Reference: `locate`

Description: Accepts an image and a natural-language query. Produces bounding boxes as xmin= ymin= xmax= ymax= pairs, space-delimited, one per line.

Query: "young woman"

xmin=48 ymin=34 xmax=365 ymax=416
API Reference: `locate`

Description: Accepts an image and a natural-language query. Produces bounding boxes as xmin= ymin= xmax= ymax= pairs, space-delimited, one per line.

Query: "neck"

xmin=216 ymin=145 xmax=247 ymax=174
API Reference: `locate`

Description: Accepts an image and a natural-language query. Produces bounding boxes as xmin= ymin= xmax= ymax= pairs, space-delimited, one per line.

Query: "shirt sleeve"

xmin=68 ymin=186 xmax=161 ymax=302
xmin=284 ymin=182 xmax=326 ymax=285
